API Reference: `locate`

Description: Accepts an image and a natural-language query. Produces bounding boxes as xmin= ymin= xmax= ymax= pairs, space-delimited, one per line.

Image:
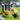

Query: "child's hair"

xmin=11 ymin=9 xmax=14 ymax=11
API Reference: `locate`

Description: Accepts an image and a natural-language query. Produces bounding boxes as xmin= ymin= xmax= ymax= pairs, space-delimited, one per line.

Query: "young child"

xmin=11 ymin=8 xmax=19 ymax=18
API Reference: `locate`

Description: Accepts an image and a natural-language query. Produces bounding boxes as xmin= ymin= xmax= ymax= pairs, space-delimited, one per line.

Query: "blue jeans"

xmin=13 ymin=14 xmax=18 ymax=18
xmin=15 ymin=14 xmax=18 ymax=18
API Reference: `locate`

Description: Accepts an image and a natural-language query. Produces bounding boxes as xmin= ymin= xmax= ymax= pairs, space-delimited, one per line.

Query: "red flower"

xmin=5 ymin=12 xmax=8 ymax=15
xmin=2 ymin=10 xmax=5 ymax=13
xmin=8 ymin=8 xmax=11 ymax=10
xmin=0 ymin=13 xmax=2 ymax=15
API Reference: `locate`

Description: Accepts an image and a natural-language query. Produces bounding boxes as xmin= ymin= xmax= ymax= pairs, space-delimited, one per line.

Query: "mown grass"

xmin=0 ymin=7 xmax=20 ymax=20
xmin=5 ymin=7 xmax=20 ymax=20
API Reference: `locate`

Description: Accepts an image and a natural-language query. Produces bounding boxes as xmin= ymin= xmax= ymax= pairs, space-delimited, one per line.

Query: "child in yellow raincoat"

xmin=11 ymin=8 xmax=19 ymax=18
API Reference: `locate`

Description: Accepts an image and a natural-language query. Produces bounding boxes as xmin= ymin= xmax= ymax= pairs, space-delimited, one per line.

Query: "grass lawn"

xmin=0 ymin=7 xmax=20 ymax=20
xmin=5 ymin=7 xmax=20 ymax=20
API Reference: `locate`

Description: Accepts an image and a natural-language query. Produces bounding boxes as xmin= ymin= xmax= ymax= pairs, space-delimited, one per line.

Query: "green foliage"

xmin=15 ymin=0 xmax=19 ymax=2
xmin=5 ymin=7 xmax=20 ymax=20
